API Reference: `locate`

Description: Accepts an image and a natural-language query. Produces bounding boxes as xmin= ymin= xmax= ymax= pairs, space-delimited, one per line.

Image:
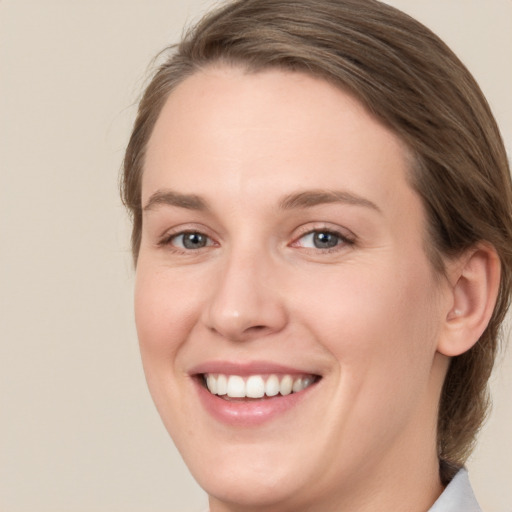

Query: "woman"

xmin=122 ymin=0 xmax=512 ymax=510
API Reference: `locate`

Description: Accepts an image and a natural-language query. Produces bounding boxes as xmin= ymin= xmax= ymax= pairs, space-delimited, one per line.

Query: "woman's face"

xmin=136 ymin=66 xmax=451 ymax=510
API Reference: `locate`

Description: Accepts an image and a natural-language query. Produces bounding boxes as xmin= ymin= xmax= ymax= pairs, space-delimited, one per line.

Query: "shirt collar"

xmin=428 ymin=468 xmax=482 ymax=512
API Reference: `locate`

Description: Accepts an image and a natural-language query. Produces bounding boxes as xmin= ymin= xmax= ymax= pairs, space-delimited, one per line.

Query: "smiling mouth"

xmin=201 ymin=373 xmax=320 ymax=400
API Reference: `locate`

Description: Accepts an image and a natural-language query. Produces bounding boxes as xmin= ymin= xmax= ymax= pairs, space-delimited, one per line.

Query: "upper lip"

xmin=189 ymin=360 xmax=321 ymax=377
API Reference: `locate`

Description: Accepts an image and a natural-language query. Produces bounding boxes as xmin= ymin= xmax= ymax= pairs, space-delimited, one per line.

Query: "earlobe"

xmin=438 ymin=244 xmax=501 ymax=357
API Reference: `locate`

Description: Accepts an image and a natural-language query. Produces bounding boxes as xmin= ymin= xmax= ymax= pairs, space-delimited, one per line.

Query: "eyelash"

xmin=291 ymin=228 xmax=355 ymax=253
xmin=157 ymin=227 xmax=355 ymax=254
xmin=157 ymin=230 xmax=215 ymax=252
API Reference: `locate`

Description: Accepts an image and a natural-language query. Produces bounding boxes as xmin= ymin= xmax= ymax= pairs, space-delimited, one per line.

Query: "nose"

xmin=202 ymin=249 xmax=288 ymax=342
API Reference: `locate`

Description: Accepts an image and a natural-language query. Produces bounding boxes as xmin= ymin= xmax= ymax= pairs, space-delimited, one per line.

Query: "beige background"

xmin=1 ymin=1 xmax=510 ymax=511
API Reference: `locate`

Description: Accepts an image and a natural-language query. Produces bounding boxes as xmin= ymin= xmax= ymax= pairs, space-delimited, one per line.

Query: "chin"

xmin=197 ymin=465 xmax=308 ymax=511
xmin=172 ymin=429 xmax=322 ymax=510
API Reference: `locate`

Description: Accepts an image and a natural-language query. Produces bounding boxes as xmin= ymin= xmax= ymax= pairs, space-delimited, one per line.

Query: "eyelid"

xmin=156 ymin=224 xmax=219 ymax=251
xmin=292 ymin=222 xmax=355 ymax=241
xmin=154 ymin=222 xmax=355 ymax=254
xmin=290 ymin=223 xmax=356 ymax=251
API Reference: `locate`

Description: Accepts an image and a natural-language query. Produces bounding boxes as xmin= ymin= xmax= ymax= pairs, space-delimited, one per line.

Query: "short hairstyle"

xmin=122 ymin=0 xmax=512 ymax=482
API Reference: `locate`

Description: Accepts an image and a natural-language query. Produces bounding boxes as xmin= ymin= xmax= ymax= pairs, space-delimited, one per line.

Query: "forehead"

xmin=143 ymin=65 xmax=415 ymax=217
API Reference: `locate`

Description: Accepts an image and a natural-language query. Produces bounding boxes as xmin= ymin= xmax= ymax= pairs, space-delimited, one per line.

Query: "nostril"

xmin=245 ymin=325 xmax=268 ymax=334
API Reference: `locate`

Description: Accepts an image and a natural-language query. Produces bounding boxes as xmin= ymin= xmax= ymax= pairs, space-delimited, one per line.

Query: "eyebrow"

xmin=142 ymin=188 xmax=380 ymax=214
xmin=143 ymin=190 xmax=209 ymax=212
xmin=279 ymin=189 xmax=381 ymax=212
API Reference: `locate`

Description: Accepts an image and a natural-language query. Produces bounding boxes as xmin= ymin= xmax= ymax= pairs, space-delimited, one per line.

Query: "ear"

xmin=438 ymin=243 xmax=501 ymax=357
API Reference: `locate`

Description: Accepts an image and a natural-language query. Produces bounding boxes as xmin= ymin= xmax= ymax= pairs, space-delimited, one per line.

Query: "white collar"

xmin=428 ymin=468 xmax=482 ymax=512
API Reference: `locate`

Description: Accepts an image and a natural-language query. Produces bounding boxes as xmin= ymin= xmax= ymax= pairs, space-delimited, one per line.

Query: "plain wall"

xmin=1 ymin=1 xmax=510 ymax=511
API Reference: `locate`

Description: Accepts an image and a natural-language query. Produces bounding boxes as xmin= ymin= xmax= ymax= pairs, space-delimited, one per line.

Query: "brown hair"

xmin=122 ymin=0 xmax=512 ymax=481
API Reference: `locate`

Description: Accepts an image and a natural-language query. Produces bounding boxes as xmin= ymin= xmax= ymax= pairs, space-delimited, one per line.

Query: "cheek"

xmin=134 ymin=266 xmax=200 ymax=373
xmin=133 ymin=266 xmax=205 ymax=435
xmin=297 ymin=260 xmax=443 ymax=457
xmin=295 ymin=257 xmax=441 ymax=388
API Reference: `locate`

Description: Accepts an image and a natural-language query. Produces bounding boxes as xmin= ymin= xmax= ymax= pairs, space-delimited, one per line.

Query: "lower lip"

xmin=194 ymin=378 xmax=317 ymax=426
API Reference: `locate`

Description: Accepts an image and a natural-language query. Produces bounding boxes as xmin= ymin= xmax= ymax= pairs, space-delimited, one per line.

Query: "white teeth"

xmin=227 ymin=375 xmax=245 ymax=397
xmin=265 ymin=374 xmax=280 ymax=396
xmin=205 ymin=373 xmax=316 ymax=398
xmin=217 ymin=374 xmax=228 ymax=396
xmin=206 ymin=374 xmax=217 ymax=395
xmin=302 ymin=376 xmax=313 ymax=389
xmin=280 ymin=375 xmax=293 ymax=396
xmin=292 ymin=377 xmax=304 ymax=393
xmin=246 ymin=375 xmax=265 ymax=398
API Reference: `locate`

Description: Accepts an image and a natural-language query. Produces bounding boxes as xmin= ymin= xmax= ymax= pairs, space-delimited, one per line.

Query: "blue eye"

xmin=171 ymin=232 xmax=211 ymax=250
xmin=298 ymin=230 xmax=346 ymax=249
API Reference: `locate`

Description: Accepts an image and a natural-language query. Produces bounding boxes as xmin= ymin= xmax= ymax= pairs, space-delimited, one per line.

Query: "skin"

xmin=135 ymin=66 xmax=463 ymax=511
